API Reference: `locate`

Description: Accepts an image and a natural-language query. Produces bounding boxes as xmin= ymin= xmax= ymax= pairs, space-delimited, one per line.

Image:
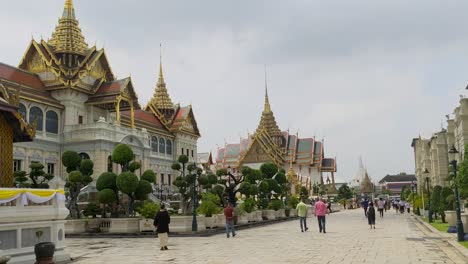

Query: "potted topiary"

xmin=286 ymin=196 xmax=299 ymax=217
xmin=34 ymin=231 xmax=55 ymax=264
xmin=197 ymin=193 xmax=222 ymax=229
xmin=239 ymin=197 xmax=256 ymax=222
xmin=269 ymin=199 xmax=285 ymax=218
xmin=138 ymin=201 xmax=159 ymax=232
xmin=234 ymin=206 xmax=248 ymax=225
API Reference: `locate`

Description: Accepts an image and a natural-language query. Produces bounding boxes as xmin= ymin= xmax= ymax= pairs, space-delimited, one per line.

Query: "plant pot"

xmin=275 ymin=209 xmax=286 ymax=218
xmin=445 ymin=211 xmax=457 ymax=226
xmin=285 ymin=208 xmax=290 ymax=217
xmin=262 ymin=210 xmax=276 ymax=220
xmin=34 ymin=242 xmax=55 ymax=264
xmin=0 ymin=256 xmax=11 ymax=264
xmin=139 ymin=218 xmax=155 ymax=232
xmin=237 ymin=214 xmax=248 ymax=225
xmin=289 ymin=208 xmax=297 ymax=217
xmin=461 ymin=213 xmax=468 ymax=234
xmin=204 ymin=216 xmax=216 ymax=229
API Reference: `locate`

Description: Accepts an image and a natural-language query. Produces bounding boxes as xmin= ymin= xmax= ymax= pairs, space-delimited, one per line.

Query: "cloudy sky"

xmin=1 ymin=0 xmax=467 ymax=183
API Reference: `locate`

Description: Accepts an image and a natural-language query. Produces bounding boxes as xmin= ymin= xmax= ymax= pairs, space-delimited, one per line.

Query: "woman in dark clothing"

xmin=367 ymin=202 xmax=376 ymax=229
xmin=154 ymin=204 xmax=170 ymax=250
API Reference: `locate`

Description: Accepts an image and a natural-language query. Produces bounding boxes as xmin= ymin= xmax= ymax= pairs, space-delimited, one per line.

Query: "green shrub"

xmin=98 ymin=188 xmax=117 ymax=204
xmin=68 ymin=171 xmax=83 ymax=183
xmin=83 ymin=203 xmax=101 ymax=218
xmin=96 ymin=172 xmax=117 ymax=191
xmin=141 ymin=170 xmax=156 ymax=183
xmin=138 ymin=201 xmax=160 ymax=219
xmin=112 ymin=144 xmax=134 ymax=170
xmin=289 ymin=196 xmax=300 ymax=209
xmin=135 ymin=180 xmax=152 ymax=200
xmin=128 ymin=161 xmax=141 ymax=172
xmin=62 ymin=151 xmax=81 ymax=171
xmin=240 ymin=197 xmax=256 ymax=213
xmin=117 ymin=172 xmax=139 ymax=195
xmin=268 ymin=199 xmax=284 ymax=211
xmin=178 ymin=154 xmax=189 ymax=164
xmin=197 ymin=193 xmax=222 ymax=217
xmin=260 ymin=163 xmax=278 ymax=178
xmin=446 ymin=195 xmax=456 ymax=211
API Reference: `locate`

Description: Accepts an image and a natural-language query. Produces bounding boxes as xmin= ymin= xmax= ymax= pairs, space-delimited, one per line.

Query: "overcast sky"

xmin=1 ymin=0 xmax=467 ymax=183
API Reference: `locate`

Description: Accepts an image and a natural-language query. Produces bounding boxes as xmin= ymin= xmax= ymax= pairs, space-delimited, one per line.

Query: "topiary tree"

xmin=172 ymin=155 xmax=193 ymax=214
xmin=112 ymin=144 xmax=134 ymax=172
xmin=141 ymin=170 xmax=156 ymax=183
xmin=13 ymin=161 xmax=54 ymax=188
xmin=430 ymin=185 xmax=442 ymax=220
xmin=96 ymin=172 xmax=118 ymax=216
xmin=116 ymin=172 xmax=139 ymax=216
xmin=98 ymin=188 xmax=117 ymax=218
xmin=62 ymin=150 xmax=94 ymax=219
xmin=197 ymin=193 xmax=222 ymax=217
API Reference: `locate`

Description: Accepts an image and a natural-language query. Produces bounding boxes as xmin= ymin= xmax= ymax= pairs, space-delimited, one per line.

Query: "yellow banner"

xmin=0 ymin=189 xmax=64 ymax=199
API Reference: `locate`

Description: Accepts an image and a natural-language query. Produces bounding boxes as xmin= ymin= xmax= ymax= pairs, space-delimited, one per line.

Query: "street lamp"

xmin=191 ymin=165 xmax=202 ymax=233
xmin=424 ymin=168 xmax=432 ymax=223
xmin=448 ymin=145 xmax=465 ymax=242
xmin=411 ymin=180 xmax=416 ymax=214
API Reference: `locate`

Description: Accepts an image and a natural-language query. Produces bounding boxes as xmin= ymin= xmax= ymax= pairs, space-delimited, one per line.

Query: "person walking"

xmin=377 ymin=198 xmax=385 ymax=218
xmin=314 ymin=197 xmax=328 ymax=233
xmin=224 ymin=203 xmax=236 ymax=238
xmin=405 ymin=201 xmax=411 ymax=213
xmin=399 ymin=200 xmax=405 ymax=214
xmin=296 ymin=199 xmax=308 ymax=232
xmin=361 ymin=198 xmax=369 ymax=217
xmin=327 ymin=200 xmax=333 ymax=214
xmin=154 ymin=204 xmax=170 ymax=250
xmin=367 ymin=202 xmax=376 ymax=229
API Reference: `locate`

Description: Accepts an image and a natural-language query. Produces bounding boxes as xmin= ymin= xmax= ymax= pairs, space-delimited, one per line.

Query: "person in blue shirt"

xmin=361 ymin=198 xmax=369 ymax=217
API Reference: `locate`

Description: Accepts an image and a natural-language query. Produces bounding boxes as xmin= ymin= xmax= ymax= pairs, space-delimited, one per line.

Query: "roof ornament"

xmin=48 ymin=0 xmax=88 ymax=55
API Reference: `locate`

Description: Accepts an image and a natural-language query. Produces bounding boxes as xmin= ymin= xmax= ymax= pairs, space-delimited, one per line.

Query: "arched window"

xmin=18 ymin=103 xmax=26 ymax=120
xmin=45 ymin=110 xmax=58 ymax=134
xmin=79 ymin=152 xmax=90 ymax=160
xmin=166 ymin=140 xmax=172 ymax=155
xmin=151 ymin=136 xmax=158 ymax=152
xmin=107 ymin=155 xmax=113 ymax=172
xmin=29 ymin=106 xmax=43 ymax=131
xmin=159 ymin=138 xmax=166 ymax=154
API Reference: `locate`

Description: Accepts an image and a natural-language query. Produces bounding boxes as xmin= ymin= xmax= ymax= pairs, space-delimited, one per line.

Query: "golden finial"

xmin=148 ymin=42 xmax=174 ymax=110
xmin=48 ymin=0 xmax=88 ymax=55
xmin=264 ymin=64 xmax=271 ymax=113
xmin=158 ymin=42 xmax=164 ymax=83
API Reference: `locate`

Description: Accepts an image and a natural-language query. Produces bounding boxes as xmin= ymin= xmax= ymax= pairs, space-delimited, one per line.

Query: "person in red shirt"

xmin=224 ymin=203 xmax=236 ymax=238
xmin=314 ymin=197 xmax=328 ymax=233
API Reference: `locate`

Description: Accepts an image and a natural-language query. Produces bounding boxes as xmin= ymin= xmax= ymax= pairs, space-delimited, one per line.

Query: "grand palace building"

xmin=0 ymin=0 xmax=200 ymax=187
xmin=215 ymin=85 xmax=337 ymax=192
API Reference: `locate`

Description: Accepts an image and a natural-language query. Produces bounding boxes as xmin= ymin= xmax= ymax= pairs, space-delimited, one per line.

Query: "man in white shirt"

xmin=377 ymin=198 xmax=385 ymax=218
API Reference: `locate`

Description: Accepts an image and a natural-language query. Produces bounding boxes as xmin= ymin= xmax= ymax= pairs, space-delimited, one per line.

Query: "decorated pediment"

xmin=241 ymin=140 xmax=274 ymax=164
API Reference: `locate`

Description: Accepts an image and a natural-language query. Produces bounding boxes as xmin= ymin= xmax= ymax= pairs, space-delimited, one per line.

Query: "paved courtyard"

xmin=66 ymin=209 xmax=467 ymax=264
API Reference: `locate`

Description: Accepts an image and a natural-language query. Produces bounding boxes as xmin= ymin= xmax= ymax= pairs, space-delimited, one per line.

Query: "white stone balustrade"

xmin=0 ymin=188 xmax=70 ymax=264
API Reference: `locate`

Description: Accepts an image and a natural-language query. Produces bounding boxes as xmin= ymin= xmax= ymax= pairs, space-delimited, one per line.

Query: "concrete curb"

xmin=66 ymin=216 xmax=299 ymax=238
xmin=412 ymin=215 xmax=468 ymax=259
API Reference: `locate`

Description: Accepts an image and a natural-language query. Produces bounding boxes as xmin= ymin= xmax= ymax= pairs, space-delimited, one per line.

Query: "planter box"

xmin=139 ymin=219 xmax=155 ymax=232
xmin=461 ymin=213 xmax=468 ymax=234
xmin=237 ymin=214 xmax=248 ymax=225
xmin=289 ymin=208 xmax=297 ymax=217
xmin=275 ymin=209 xmax=286 ymax=218
xmin=262 ymin=210 xmax=276 ymax=220
xmin=108 ymin=218 xmax=139 ymax=233
xmin=171 ymin=216 xmax=206 ymax=233
xmin=214 ymin=214 xmax=226 ymax=227
xmin=445 ymin=211 xmax=457 ymax=226
xmin=65 ymin=219 xmax=87 ymax=234
xmin=246 ymin=212 xmax=255 ymax=222
xmin=204 ymin=216 xmax=216 ymax=229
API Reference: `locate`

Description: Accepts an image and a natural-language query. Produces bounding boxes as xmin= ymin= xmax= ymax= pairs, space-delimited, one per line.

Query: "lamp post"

xmin=424 ymin=168 xmax=432 ymax=223
xmin=192 ymin=166 xmax=202 ymax=233
xmin=448 ymin=145 xmax=465 ymax=242
xmin=411 ymin=181 xmax=416 ymax=214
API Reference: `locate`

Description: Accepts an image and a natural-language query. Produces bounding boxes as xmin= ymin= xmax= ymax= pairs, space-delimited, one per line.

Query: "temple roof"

xmin=0 ymin=87 xmax=35 ymax=142
xmin=256 ymin=86 xmax=282 ymax=139
xmin=48 ymin=0 xmax=88 ymax=55
xmin=0 ymin=63 xmax=63 ymax=108
xmin=197 ymin=152 xmax=213 ymax=165
xmin=148 ymin=61 xmax=174 ymax=109
xmin=378 ymin=174 xmax=416 ymax=184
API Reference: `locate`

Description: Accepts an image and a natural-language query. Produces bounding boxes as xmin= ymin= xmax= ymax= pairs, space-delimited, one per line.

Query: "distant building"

xmin=197 ymin=152 xmax=214 ymax=173
xmin=378 ymin=173 xmax=417 ymax=195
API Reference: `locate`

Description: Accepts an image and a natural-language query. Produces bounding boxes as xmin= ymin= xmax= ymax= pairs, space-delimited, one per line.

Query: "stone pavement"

xmin=66 ymin=209 xmax=468 ymax=264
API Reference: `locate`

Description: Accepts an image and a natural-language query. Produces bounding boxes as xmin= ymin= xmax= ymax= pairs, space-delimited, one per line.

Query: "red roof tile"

xmin=95 ymin=79 xmax=124 ymax=94
xmin=0 ymin=63 xmax=45 ymax=90
xmin=121 ymin=109 xmax=164 ymax=128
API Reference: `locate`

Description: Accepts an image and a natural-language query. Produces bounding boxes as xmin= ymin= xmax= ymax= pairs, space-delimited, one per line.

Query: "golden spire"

xmin=151 ymin=43 xmax=173 ymax=109
xmin=48 ymin=0 xmax=88 ymax=55
xmin=256 ymin=66 xmax=282 ymax=139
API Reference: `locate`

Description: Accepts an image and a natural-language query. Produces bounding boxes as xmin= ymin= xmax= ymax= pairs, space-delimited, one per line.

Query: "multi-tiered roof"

xmin=1 ymin=0 xmax=200 ymax=137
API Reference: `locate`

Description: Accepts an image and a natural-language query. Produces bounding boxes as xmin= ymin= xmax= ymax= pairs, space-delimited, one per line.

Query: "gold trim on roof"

xmin=48 ymin=0 xmax=88 ymax=55
xmin=256 ymin=86 xmax=282 ymax=139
